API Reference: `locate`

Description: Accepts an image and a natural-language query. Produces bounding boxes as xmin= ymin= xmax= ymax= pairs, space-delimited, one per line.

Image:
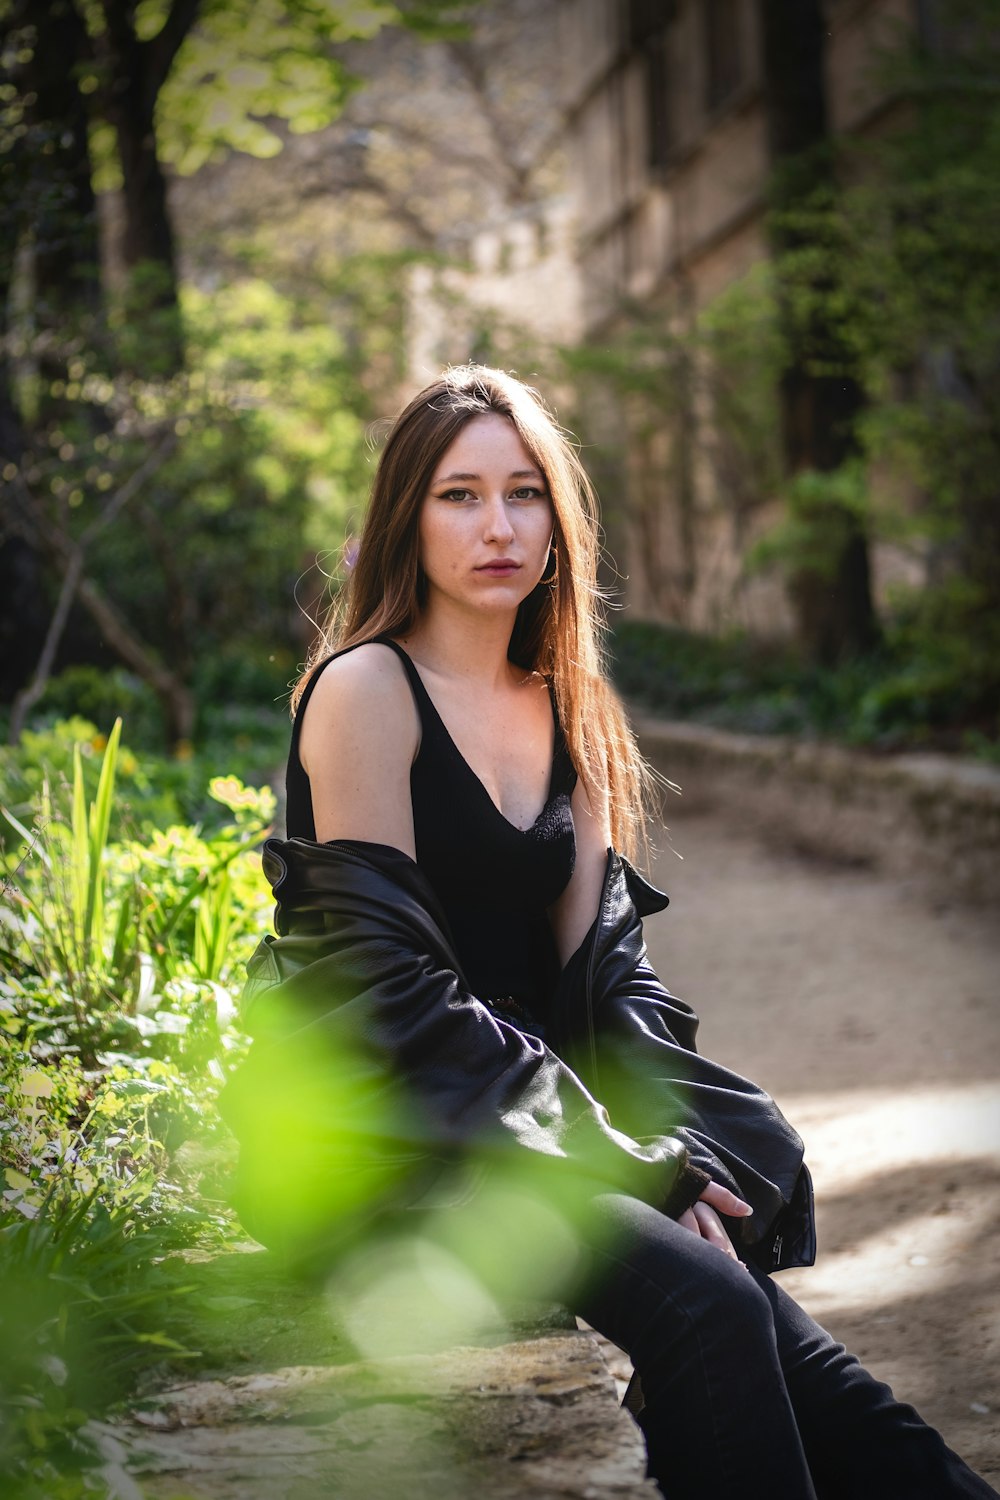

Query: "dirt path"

xmin=640 ymin=807 xmax=1000 ymax=1486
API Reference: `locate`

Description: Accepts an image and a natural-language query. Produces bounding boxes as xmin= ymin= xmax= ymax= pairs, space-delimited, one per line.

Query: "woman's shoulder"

xmin=299 ymin=641 xmax=419 ymax=776
xmin=306 ymin=639 xmax=410 ymax=694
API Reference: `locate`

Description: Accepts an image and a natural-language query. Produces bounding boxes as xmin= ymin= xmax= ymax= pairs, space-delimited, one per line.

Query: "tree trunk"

xmin=759 ymin=0 xmax=879 ymax=665
xmin=27 ymin=0 xmax=106 ymax=409
xmin=98 ymin=0 xmax=200 ymax=375
xmin=0 ymin=0 xmax=98 ymax=694
xmin=0 ymin=0 xmax=36 ymax=461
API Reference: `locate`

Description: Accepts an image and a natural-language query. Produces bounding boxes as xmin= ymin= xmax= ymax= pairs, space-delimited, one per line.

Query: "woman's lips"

xmin=476 ymin=562 xmax=521 ymax=576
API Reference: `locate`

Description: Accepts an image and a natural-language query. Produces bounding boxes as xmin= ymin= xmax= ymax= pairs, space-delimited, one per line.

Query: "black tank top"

xmin=284 ymin=638 xmax=578 ymax=1030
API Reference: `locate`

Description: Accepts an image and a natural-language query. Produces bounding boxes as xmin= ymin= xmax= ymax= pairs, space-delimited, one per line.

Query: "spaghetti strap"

xmin=283 ymin=632 xmax=576 ymax=1017
xmin=285 ymin=637 xmax=419 ymax=842
xmin=377 ymin=635 xmax=577 ymax=809
xmin=373 ymin=637 xmax=438 ymax=726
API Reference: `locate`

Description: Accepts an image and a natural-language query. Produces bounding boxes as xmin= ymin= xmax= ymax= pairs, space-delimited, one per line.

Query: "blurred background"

xmin=2 ymin=0 xmax=999 ymax=774
xmin=2 ymin=5 xmax=1000 ymax=1497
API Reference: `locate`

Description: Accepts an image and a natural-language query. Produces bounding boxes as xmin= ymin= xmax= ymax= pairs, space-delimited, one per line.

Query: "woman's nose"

xmin=482 ymin=497 xmax=515 ymax=543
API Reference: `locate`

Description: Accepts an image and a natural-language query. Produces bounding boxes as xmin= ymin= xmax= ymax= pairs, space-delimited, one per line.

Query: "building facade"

xmin=558 ymin=0 xmax=925 ymax=634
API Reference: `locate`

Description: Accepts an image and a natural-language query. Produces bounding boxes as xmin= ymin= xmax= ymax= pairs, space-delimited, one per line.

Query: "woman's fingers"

xmin=677 ymin=1207 xmax=700 ymax=1236
xmin=678 ymin=1202 xmax=742 ymax=1266
xmin=698 ymin=1181 xmax=753 ymax=1219
xmin=692 ymin=1202 xmax=741 ymax=1262
xmin=677 ymin=1185 xmax=751 ymax=1267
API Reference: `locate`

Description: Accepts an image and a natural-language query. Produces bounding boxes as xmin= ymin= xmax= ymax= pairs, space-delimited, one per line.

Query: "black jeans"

xmin=569 ymin=1192 xmax=997 ymax=1500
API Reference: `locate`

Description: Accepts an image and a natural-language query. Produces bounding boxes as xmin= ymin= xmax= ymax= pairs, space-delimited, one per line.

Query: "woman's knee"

xmin=671 ymin=1244 xmax=776 ymax=1339
xmin=581 ymin=1194 xmax=778 ymax=1345
xmin=711 ymin=1256 xmax=776 ymax=1338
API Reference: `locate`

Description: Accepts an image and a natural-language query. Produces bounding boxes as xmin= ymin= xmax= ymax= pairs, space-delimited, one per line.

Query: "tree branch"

xmin=442 ymin=39 xmax=533 ymax=200
xmin=8 ymin=548 xmax=85 ymax=742
xmin=144 ymin=0 xmax=204 ymax=98
xmin=8 ymin=431 xmax=180 ymax=744
xmin=74 ymin=571 xmax=194 ymax=734
xmin=296 ymin=167 xmax=438 ymax=247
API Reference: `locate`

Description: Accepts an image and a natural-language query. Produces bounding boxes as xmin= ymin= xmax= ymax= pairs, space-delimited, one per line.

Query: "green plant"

xmin=746 ymin=462 xmax=871 ymax=582
xmin=0 ymin=718 xmax=277 ymax=1492
xmin=2 ymin=720 xmax=134 ymax=1032
xmin=0 ymin=1177 xmax=199 ymax=1498
xmin=609 ymin=616 xmax=999 ymax=757
xmin=1 ymin=721 xmax=275 ymax=1047
xmin=34 ymin=668 xmax=165 ymax=750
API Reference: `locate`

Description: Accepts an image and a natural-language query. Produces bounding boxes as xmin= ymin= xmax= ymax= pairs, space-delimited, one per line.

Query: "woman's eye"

xmin=440 ymin=488 xmax=472 ymax=502
xmin=511 ymin=486 xmax=546 ymax=501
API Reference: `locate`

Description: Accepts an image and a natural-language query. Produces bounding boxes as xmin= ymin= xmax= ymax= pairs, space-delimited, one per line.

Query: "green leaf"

xmin=18 ymin=1069 xmax=56 ymax=1100
xmin=71 ymin=743 xmax=89 ymax=957
xmin=199 ymin=1293 xmax=259 ymax=1311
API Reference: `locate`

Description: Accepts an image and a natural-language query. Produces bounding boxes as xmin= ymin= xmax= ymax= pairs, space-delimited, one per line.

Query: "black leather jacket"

xmin=219 ymin=836 xmax=815 ymax=1272
xmin=549 ymin=850 xmax=815 ymax=1271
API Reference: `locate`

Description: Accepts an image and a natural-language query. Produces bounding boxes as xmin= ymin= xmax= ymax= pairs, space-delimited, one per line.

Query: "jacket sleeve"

xmin=218 ymin=839 xmax=707 ymax=1252
xmin=548 ymin=856 xmax=816 ymax=1271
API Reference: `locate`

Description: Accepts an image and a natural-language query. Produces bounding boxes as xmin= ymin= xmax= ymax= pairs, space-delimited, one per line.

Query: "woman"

xmin=220 ymin=366 xmax=996 ymax=1498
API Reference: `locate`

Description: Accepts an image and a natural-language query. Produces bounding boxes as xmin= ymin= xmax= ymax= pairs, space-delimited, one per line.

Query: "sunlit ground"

xmin=645 ymin=809 xmax=1000 ymax=1483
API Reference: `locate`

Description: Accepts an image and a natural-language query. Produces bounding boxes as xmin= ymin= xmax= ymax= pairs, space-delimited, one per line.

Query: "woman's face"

xmin=418 ymin=413 xmax=554 ymax=617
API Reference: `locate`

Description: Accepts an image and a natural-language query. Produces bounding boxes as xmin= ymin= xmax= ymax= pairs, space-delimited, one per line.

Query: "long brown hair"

xmin=292 ymin=366 xmax=656 ymax=861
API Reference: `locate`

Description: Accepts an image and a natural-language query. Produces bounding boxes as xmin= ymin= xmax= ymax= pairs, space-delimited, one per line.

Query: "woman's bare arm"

xmin=298 ymin=644 xmax=420 ymax=858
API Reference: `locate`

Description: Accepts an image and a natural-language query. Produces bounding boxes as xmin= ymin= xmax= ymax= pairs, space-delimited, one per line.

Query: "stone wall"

xmin=406 ymin=197 xmax=584 ymax=384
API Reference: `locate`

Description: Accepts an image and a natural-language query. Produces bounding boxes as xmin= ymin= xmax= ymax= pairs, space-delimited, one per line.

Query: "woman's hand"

xmin=677 ymin=1182 xmax=753 ymax=1266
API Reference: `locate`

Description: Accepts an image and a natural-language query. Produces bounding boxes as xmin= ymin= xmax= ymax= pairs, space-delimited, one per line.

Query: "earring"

xmin=539 ymin=548 xmax=558 ymax=586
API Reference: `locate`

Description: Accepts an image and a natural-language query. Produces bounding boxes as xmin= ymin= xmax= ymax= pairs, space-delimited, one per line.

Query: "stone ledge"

xmin=102 ymin=1331 xmax=657 ymax=1500
xmin=634 ymin=715 xmax=1000 ymax=907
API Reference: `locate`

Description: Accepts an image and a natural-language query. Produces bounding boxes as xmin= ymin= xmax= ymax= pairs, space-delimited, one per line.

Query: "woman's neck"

xmin=397 ymin=600 xmax=521 ymax=691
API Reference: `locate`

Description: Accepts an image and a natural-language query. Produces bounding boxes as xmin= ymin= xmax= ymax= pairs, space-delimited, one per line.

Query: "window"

xmin=645 ymin=31 xmax=672 ymax=168
xmin=704 ymin=0 xmax=744 ymax=112
xmin=626 ymin=0 xmax=678 ymax=169
xmin=627 ymin=0 xmax=673 ymax=47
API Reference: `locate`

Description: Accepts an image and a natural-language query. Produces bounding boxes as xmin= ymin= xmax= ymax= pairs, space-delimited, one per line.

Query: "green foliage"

xmin=764 ymin=67 xmax=1000 ymax=553
xmin=746 ymin=462 xmax=871 ymax=582
xmin=2 ymin=310 xmax=307 ymax=723
xmin=27 ymin=668 xmax=166 ymax=750
xmin=4 ymin=243 xmax=408 ymax=737
xmin=1 ymin=722 xmax=274 ymax=1056
xmin=0 ymin=718 xmax=276 ymax=1492
xmin=610 ymin=616 xmax=999 ymax=755
xmin=0 ymin=702 xmax=288 ymax=834
xmin=181 ymin=272 xmax=379 ymax=549
xmin=0 ymin=1184 xmax=198 ymax=1498
xmin=850 ymin=577 xmax=1000 ymax=743
xmin=559 ymin=262 xmax=787 ymax=552
xmin=74 ymin=0 xmax=472 ymax=184
xmin=4 ymin=0 xmax=433 ymax=749
xmin=611 ymin=619 xmax=817 ymax=737
xmin=695 ymin=263 xmax=786 ymax=508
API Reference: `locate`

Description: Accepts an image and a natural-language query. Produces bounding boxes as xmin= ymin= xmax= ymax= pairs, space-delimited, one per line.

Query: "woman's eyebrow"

xmin=434 ymin=468 xmax=544 ymax=483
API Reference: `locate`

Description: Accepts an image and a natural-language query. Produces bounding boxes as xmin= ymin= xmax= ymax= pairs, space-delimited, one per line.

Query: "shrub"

xmin=0 ymin=719 xmax=275 ymax=1494
xmin=609 ymin=617 xmax=999 ymax=756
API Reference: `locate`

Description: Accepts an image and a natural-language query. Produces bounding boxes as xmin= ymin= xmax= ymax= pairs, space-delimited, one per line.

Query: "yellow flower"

xmin=210 ymin=775 xmax=258 ymax=810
